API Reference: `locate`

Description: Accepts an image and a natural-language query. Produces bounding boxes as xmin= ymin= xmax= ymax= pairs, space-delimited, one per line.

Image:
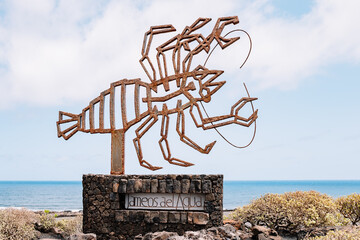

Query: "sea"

xmin=0 ymin=180 xmax=359 ymax=211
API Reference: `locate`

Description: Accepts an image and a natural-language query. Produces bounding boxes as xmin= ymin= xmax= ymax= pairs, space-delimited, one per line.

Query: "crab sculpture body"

xmin=57 ymin=16 xmax=258 ymax=174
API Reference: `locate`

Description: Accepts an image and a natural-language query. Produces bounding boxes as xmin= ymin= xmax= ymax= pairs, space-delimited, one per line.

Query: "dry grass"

xmin=55 ymin=215 xmax=83 ymax=237
xmin=0 ymin=208 xmax=39 ymax=240
xmin=0 ymin=208 xmax=83 ymax=239
xmin=38 ymin=210 xmax=83 ymax=237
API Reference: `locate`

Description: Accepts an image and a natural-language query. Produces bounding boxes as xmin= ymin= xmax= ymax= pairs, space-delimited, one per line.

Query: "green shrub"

xmin=56 ymin=215 xmax=82 ymax=237
xmin=39 ymin=210 xmax=56 ymax=232
xmin=39 ymin=210 xmax=82 ymax=237
xmin=307 ymin=227 xmax=360 ymax=240
xmin=0 ymin=208 xmax=39 ymax=240
xmin=229 ymin=191 xmax=348 ymax=233
xmin=336 ymin=193 xmax=360 ymax=225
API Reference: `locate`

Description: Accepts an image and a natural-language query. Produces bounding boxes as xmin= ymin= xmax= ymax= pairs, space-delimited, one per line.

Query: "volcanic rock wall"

xmin=83 ymin=174 xmax=223 ymax=240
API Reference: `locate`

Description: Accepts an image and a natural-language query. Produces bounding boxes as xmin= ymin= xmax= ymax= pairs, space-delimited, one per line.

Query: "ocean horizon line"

xmin=1 ymin=180 xmax=360 ymax=211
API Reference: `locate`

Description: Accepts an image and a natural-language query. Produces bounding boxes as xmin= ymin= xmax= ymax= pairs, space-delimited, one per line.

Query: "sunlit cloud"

xmin=0 ymin=0 xmax=359 ymax=108
xmin=246 ymin=0 xmax=360 ymax=90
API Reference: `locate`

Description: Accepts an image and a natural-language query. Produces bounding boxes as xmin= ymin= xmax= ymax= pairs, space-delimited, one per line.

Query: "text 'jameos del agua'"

xmin=125 ymin=193 xmax=205 ymax=211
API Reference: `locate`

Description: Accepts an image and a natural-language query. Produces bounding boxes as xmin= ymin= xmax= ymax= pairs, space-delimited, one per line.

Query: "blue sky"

xmin=0 ymin=0 xmax=359 ymax=180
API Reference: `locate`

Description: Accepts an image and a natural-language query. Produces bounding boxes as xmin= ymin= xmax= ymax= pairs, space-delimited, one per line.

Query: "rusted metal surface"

xmin=111 ymin=130 xmax=125 ymax=175
xmin=57 ymin=16 xmax=258 ymax=174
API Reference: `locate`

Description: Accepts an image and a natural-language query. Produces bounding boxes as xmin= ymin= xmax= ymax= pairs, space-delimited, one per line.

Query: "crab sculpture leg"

xmin=133 ymin=106 xmax=162 ymax=171
xmin=175 ymin=100 xmax=216 ymax=154
xmin=158 ymin=104 xmax=194 ymax=167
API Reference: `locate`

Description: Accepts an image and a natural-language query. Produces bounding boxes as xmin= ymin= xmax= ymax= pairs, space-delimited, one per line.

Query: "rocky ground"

xmin=34 ymin=211 xmax=84 ymax=240
xmin=35 ymin=211 xmax=346 ymax=240
xmin=135 ymin=224 xmax=281 ymax=240
xmin=134 ymin=221 xmax=350 ymax=240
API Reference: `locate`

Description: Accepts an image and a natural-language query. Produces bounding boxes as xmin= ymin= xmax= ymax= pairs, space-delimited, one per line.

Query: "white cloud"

xmin=0 ymin=0 xmax=359 ymax=108
xmin=245 ymin=0 xmax=360 ymax=89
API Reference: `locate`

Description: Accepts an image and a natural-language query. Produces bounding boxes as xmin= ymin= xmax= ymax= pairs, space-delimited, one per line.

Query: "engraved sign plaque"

xmin=125 ymin=193 xmax=205 ymax=211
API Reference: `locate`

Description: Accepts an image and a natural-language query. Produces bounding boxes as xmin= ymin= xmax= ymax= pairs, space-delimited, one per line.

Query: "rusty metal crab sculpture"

xmin=57 ymin=16 xmax=258 ymax=174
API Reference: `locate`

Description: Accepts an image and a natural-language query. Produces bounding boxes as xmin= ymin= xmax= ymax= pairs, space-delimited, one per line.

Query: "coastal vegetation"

xmin=230 ymin=191 xmax=348 ymax=231
xmin=229 ymin=191 xmax=360 ymax=238
xmin=336 ymin=193 xmax=360 ymax=225
xmin=0 ymin=191 xmax=359 ymax=239
xmin=0 ymin=208 xmax=38 ymax=240
xmin=38 ymin=209 xmax=82 ymax=237
xmin=0 ymin=208 xmax=82 ymax=239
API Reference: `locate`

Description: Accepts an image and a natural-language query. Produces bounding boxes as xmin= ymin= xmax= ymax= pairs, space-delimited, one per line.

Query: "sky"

xmin=0 ymin=0 xmax=359 ymax=181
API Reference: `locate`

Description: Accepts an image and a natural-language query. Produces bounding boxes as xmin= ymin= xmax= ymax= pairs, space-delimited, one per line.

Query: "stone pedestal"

xmin=83 ymin=174 xmax=223 ymax=240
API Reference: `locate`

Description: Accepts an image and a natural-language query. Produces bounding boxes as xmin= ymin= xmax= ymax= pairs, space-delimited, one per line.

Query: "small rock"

xmin=223 ymin=219 xmax=243 ymax=230
xmin=134 ymin=235 xmax=143 ymax=240
xmin=173 ymin=180 xmax=181 ymax=193
xmin=192 ymin=212 xmax=209 ymax=225
xmin=258 ymin=233 xmax=269 ymax=240
xmin=68 ymin=233 xmax=96 ymax=240
xmin=166 ymin=179 xmax=174 ymax=193
xmin=112 ymin=182 xmax=119 ymax=192
xmin=184 ymin=231 xmax=201 ymax=239
xmin=52 ymin=227 xmax=63 ymax=235
xmin=119 ymin=179 xmax=127 ymax=193
xmin=126 ymin=179 xmax=135 ymax=193
xmin=245 ymin=222 xmax=252 ymax=229
xmin=187 ymin=212 xmax=193 ymax=224
xmin=159 ymin=211 xmax=168 ymax=223
xmin=207 ymin=227 xmax=218 ymax=235
xmin=180 ymin=212 xmax=187 ymax=224
xmin=252 ymin=225 xmax=282 ymax=240
xmin=168 ymin=211 xmax=181 ymax=223
xmin=134 ymin=179 xmax=143 ymax=192
xmin=148 ymin=231 xmax=178 ymax=240
xmin=217 ymin=224 xmax=236 ymax=238
xmin=159 ymin=180 xmax=166 ymax=193
xmin=150 ymin=179 xmax=158 ymax=193
xmin=181 ymin=179 xmax=190 ymax=193
xmin=252 ymin=225 xmax=271 ymax=236
xmin=238 ymin=231 xmax=253 ymax=240
xmin=202 ymin=180 xmax=212 ymax=193
xmin=142 ymin=179 xmax=151 ymax=193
